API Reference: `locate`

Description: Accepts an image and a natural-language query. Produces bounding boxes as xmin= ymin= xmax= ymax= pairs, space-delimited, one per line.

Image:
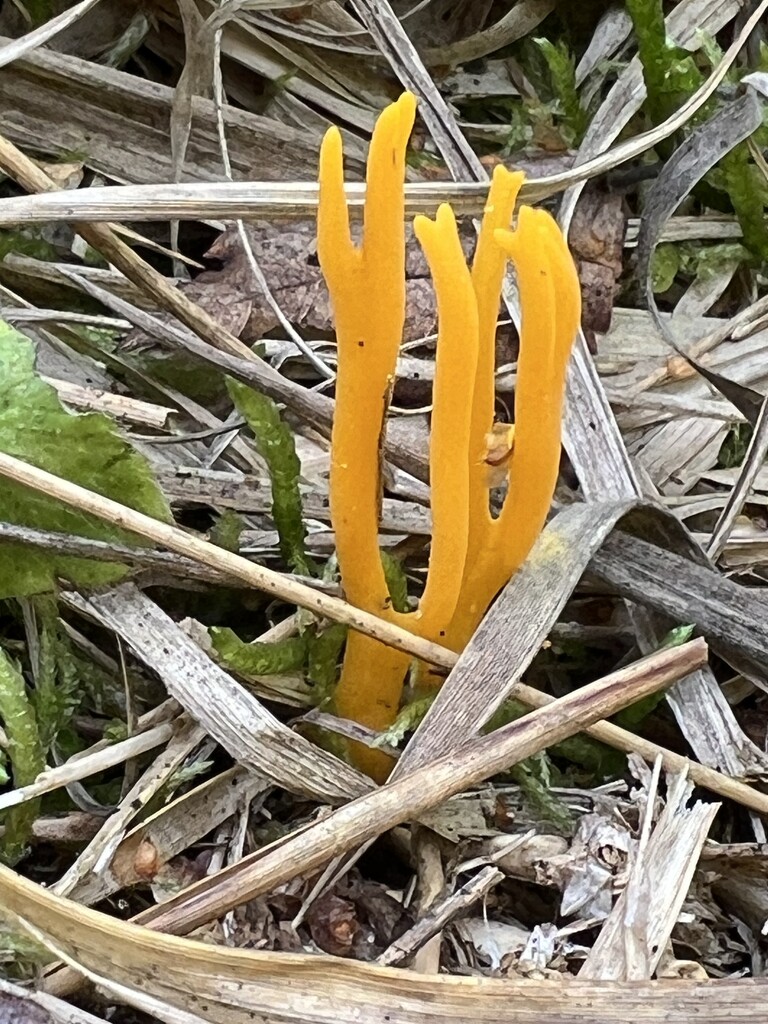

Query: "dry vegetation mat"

xmin=1 ymin=1 xmax=768 ymax=1022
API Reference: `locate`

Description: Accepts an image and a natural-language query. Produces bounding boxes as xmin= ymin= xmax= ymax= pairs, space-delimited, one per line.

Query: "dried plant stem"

xmin=0 ymin=723 xmax=174 ymax=812
xmin=0 ymin=0 xmax=102 ymax=71
xmin=131 ymin=639 xmax=707 ymax=936
xmin=0 ymin=451 xmax=453 ymax=669
xmin=514 ymin=682 xmax=768 ymax=817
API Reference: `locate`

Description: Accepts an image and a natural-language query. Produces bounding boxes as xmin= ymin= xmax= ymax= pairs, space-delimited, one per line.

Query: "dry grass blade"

xmin=395 ymin=502 xmax=636 ymax=776
xmin=421 ymin=0 xmax=557 ymax=65
xmin=0 ymin=858 xmax=762 ymax=1024
xmin=558 ymin=0 xmax=752 ymax=230
xmin=513 ymin=683 xmax=768 ymax=817
xmin=65 ymin=584 xmax=369 ymax=804
xmin=635 ymin=90 xmax=764 ymax=379
xmin=0 ymin=129 xmax=255 ymax=361
xmin=707 ymin=398 xmax=768 ymax=562
xmin=0 ymin=0 xmax=103 ymax=70
xmin=396 ymin=501 xmax=768 ymax=814
xmin=0 ymin=41 xmax=338 ymax=183
xmin=0 ymin=1 xmax=761 ymax=231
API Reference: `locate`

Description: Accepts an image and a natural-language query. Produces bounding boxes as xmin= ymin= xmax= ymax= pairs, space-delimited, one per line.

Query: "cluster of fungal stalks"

xmin=318 ymin=93 xmax=581 ymax=781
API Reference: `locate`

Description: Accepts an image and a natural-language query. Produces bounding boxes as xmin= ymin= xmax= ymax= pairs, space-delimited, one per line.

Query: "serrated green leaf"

xmin=209 ymin=509 xmax=244 ymax=553
xmin=659 ymin=623 xmax=695 ymax=649
xmin=210 ymin=626 xmax=308 ymax=678
xmin=720 ymin=147 xmax=768 ymax=263
xmin=24 ymin=594 xmax=83 ymax=754
xmin=226 ymin=378 xmax=314 ymax=576
xmin=719 ymin=422 xmax=753 ymax=469
xmin=612 ymin=624 xmax=696 ymax=732
xmin=487 ymin=698 xmax=625 ymax=779
xmin=628 ymin=0 xmax=768 ymax=263
xmin=510 ymin=754 xmax=574 ymax=833
xmin=0 ymin=325 xmax=171 ymax=598
xmin=535 ymin=37 xmax=588 ymax=144
xmin=678 ymin=241 xmax=748 ymax=280
xmin=164 ymin=759 xmax=213 ymax=794
xmin=626 ymin=0 xmax=701 ymax=125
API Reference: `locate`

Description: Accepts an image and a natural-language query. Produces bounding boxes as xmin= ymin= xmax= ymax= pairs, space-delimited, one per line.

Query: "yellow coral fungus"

xmin=318 ymin=93 xmax=581 ymax=782
xmin=318 ymin=93 xmax=416 ymax=617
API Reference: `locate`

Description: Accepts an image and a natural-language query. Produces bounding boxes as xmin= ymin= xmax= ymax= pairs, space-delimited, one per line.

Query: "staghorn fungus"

xmin=318 ymin=94 xmax=581 ymax=782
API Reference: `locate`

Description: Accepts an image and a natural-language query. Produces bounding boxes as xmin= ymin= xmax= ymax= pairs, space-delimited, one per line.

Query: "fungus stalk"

xmin=318 ymin=94 xmax=581 ymax=782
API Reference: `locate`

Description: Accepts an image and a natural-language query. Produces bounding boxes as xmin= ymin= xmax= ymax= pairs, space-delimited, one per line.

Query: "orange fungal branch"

xmin=317 ymin=93 xmax=581 ymax=781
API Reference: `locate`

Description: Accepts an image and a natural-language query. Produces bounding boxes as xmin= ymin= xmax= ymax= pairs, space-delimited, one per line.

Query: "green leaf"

xmin=626 ymin=0 xmax=702 ymax=125
xmin=678 ymin=241 xmax=748 ymax=280
xmin=718 ymin=422 xmax=753 ymax=469
xmin=22 ymin=594 xmax=81 ymax=754
xmin=719 ymin=146 xmax=768 ymax=263
xmin=659 ymin=623 xmax=695 ymax=650
xmin=0 ymin=650 xmax=45 ymax=865
xmin=510 ymin=754 xmax=574 ymax=834
xmin=209 ymin=509 xmax=244 ymax=553
xmin=26 ymin=595 xmax=59 ymax=754
xmin=535 ymin=37 xmax=588 ymax=144
xmin=375 ymin=694 xmax=434 ymax=748
xmin=613 ymin=624 xmax=696 ymax=732
xmin=0 ymin=325 xmax=171 ymax=598
xmin=210 ymin=626 xmax=308 ymax=678
xmin=381 ymin=551 xmax=410 ymax=613
xmin=487 ymin=698 xmax=625 ymax=779
xmin=307 ymin=623 xmax=346 ymax=705
xmin=226 ymin=378 xmax=313 ymax=576
xmin=651 ymin=244 xmax=679 ymax=293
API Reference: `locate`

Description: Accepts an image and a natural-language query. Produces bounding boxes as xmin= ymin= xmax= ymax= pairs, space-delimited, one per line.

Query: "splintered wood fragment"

xmin=377 ymin=865 xmax=504 ymax=967
xmin=69 ymin=768 xmax=268 ymax=907
xmin=580 ymin=768 xmax=719 ymax=980
xmin=41 ymin=377 xmax=174 ymax=429
xmin=130 ymin=639 xmax=707 ymax=937
xmin=52 ymin=717 xmax=209 ymax=899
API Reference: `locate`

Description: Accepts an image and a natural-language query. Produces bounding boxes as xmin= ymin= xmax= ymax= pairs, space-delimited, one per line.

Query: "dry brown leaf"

xmin=569 ymin=187 xmax=627 ymax=338
xmin=124 ymin=219 xmax=477 ymax=352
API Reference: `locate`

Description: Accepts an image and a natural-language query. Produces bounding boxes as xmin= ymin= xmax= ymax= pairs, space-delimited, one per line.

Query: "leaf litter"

xmin=0 ymin=2 xmax=768 ymax=1023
